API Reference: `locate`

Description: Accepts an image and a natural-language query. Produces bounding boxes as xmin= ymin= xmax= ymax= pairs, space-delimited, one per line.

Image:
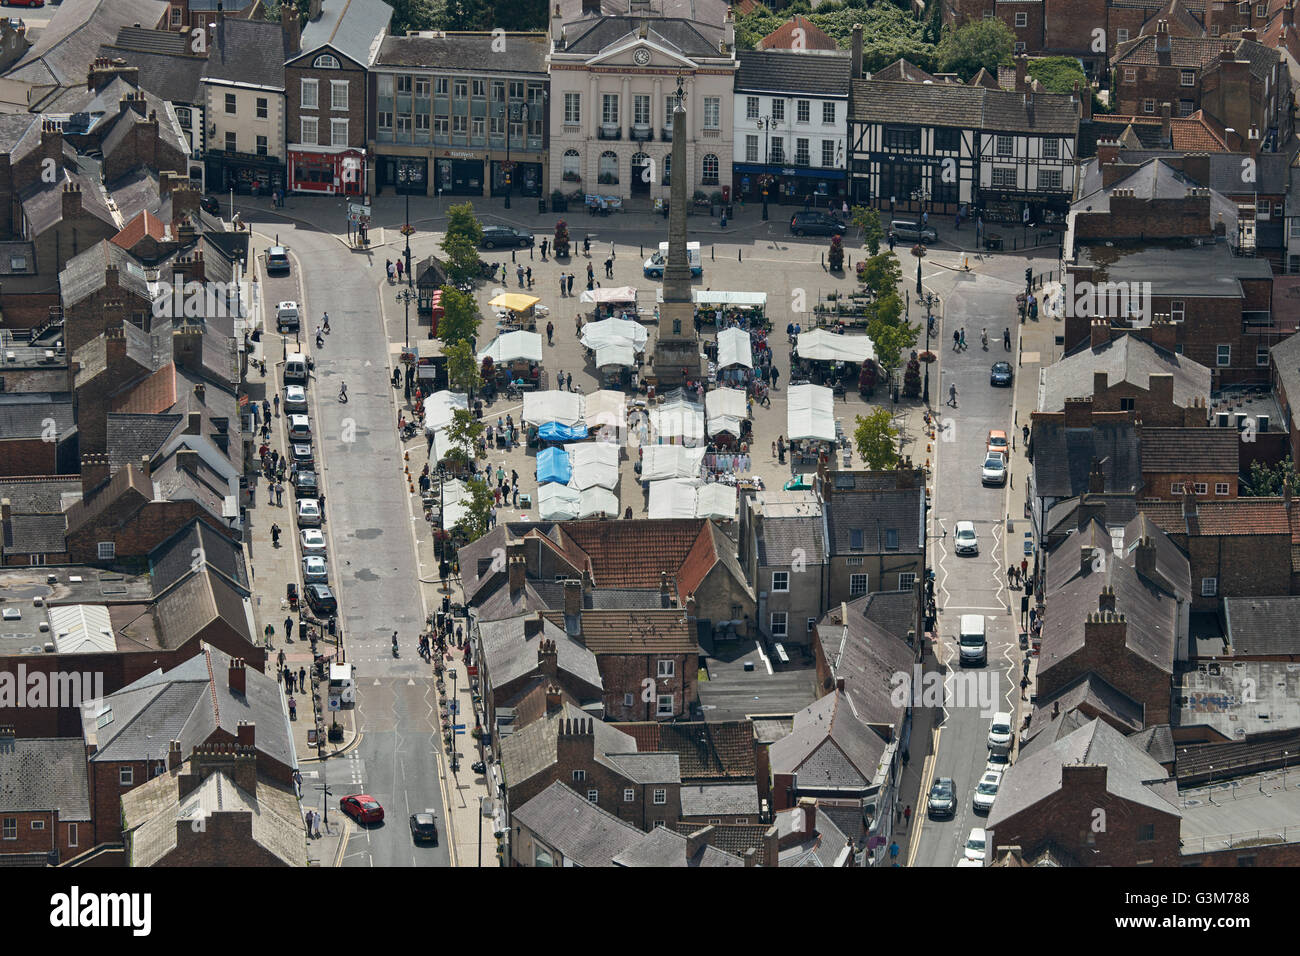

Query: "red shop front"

xmin=288 ymin=146 xmax=367 ymax=195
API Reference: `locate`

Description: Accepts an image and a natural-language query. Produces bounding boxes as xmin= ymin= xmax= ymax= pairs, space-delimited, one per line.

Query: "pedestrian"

xmin=959 ymin=328 xmax=966 ymax=350
xmin=953 ymin=329 xmax=960 ymax=350
xmin=771 ymin=365 xmax=779 ymax=389
xmin=888 ymin=231 xmax=896 ymax=251
xmin=921 ymin=210 xmax=928 ymax=228
xmin=541 ymin=238 xmax=549 ymax=258
xmin=271 ymin=523 xmax=281 ymax=546
xmin=525 ymin=266 xmax=533 ymax=287
xmin=567 ymin=273 xmax=575 ymax=295
xmin=396 ymin=258 xmax=404 ymax=281
xmin=889 ymin=841 xmax=900 ymax=862
xmin=288 ymin=696 xmax=297 ymax=720
xmin=546 ymin=320 xmax=554 ymax=345
xmin=903 ymin=805 xmax=912 ymax=826
xmin=512 ymin=484 xmax=519 ymax=507
xmin=1008 ymin=565 xmax=1016 ymax=587
xmin=559 ymin=273 xmax=566 ymax=297
xmin=261 ymin=398 xmax=271 ymax=422
xmin=517 ymin=263 xmax=525 ymax=287
xmin=586 ymin=261 xmax=594 ymax=283
xmin=386 ymin=259 xmax=395 ymax=282
xmin=276 ymin=481 xmax=284 ymax=506
xmin=284 ymin=616 xmax=293 ymax=641
xmin=1021 ymin=557 xmax=1029 ymax=581
xmin=772 ymin=441 xmax=777 ymax=458
xmin=298 ymin=666 xmax=306 ymax=691
xmin=316 ymin=327 xmax=324 ymax=349
xmin=1004 ymin=327 xmax=1011 ymax=350
xmin=948 ymin=382 xmax=958 ymax=407
xmin=273 ymin=393 xmax=280 ymax=416
xmin=604 ymin=256 xmax=613 ymax=278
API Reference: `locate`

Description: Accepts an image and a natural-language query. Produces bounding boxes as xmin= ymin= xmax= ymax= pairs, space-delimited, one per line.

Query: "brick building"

xmin=818 ymin=467 xmax=927 ymax=609
xmin=0 ymin=730 xmax=91 ymax=865
xmin=0 ymin=401 xmax=76 ymax=478
xmin=1138 ymin=425 xmax=1240 ymax=499
xmin=0 ymin=477 xmax=77 ymax=568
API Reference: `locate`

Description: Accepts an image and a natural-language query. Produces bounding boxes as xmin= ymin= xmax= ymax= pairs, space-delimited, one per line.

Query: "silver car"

xmin=981 ymin=452 xmax=1006 ymax=487
xmin=973 ymin=770 xmax=1002 ymax=814
xmin=302 ymin=555 xmax=329 ymax=584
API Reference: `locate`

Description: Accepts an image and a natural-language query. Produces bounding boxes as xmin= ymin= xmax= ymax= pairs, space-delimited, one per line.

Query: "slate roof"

xmin=822 ymin=478 xmax=925 ymax=556
xmin=512 ymin=781 xmax=644 ymax=866
xmin=152 ymin=567 xmax=251 ymax=649
xmin=3 ymin=514 xmax=69 ymax=555
xmin=0 ymin=477 xmax=81 ymax=515
xmin=603 ymin=751 xmax=681 ymax=784
xmin=376 ymin=32 xmax=547 ymax=73
xmin=1031 ymin=418 xmax=1142 ymax=499
xmin=736 ymin=50 xmax=851 ymax=97
xmin=149 ymin=518 xmax=249 ymax=597
xmin=1111 ymin=34 xmax=1279 ymax=82
xmin=477 ymin=614 xmax=601 ymax=690
xmin=7 ymin=0 xmax=168 ymax=88
xmin=1272 ymin=331 xmax=1300 ymax=410
xmin=1141 ymin=426 xmax=1239 ymax=473
xmin=202 ymin=18 xmax=292 ymax=90
xmin=872 ymin=58 xmax=939 ymax=83
xmin=151 ymin=451 xmax=235 ymax=527
xmin=499 ymin=705 xmax=637 ymax=791
xmin=680 ymin=782 xmax=759 ymax=817
xmin=816 ymin=595 xmax=916 ymax=731
xmin=21 ymin=170 xmax=118 ymax=237
xmin=778 ymin=807 xmax=853 ymax=867
xmin=59 ymin=240 xmax=151 ymax=308
xmin=1043 ymin=334 xmax=1211 ymax=413
xmin=0 ymin=399 xmax=74 ymax=440
xmin=1222 ymin=596 xmax=1300 ymax=657
xmin=668 ymin=821 xmax=770 ymax=862
xmin=64 ymin=463 xmax=153 ymax=535
xmin=0 ymin=737 xmax=91 ymax=819
xmin=758 ymin=14 xmax=837 ymax=51
xmin=1129 ymin=724 xmax=1176 ymax=765
xmin=556 ymin=0 xmax=730 ymax=25
xmin=756 ymin=515 xmax=826 ymax=567
xmin=614 ymin=825 xmax=746 ymax=866
xmin=850 ymin=79 xmax=1081 ymax=135
xmin=562 ymin=16 xmax=723 ymax=57
xmin=768 ymin=691 xmax=887 ymax=787
xmin=107 ymin=412 xmax=183 ymax=470
xmin=87 ymin=643 xmax=292 ymax=770
xmin=541 ymin=608 xmax=698 ymax=654
xmin=987 ymin=718 xmax=1180 ymax=829
xmin=615 ymin=720 xmax=756 ymax=779
xmin=299 ymin=0 xmax=393 ymax=68
xmin=1023 ymin=672 xmax=1145 ymax=758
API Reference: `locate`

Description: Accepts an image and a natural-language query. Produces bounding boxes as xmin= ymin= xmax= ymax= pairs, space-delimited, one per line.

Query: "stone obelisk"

xmin=653 ymin=74 xmax=701 ymax=387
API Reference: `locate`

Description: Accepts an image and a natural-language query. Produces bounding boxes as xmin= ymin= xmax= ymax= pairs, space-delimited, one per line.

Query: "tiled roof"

xmin=872 ymin=58 xmax=939 ymax=83
xmin=1171 ymin=111 xmax=1232 ymax=151
xmin=603 ymin=751 xmax=680 ymax=784
xmin=736 ymin=50 xmax=851 ymax=97
xmin=851 ymin=79 xmax=1081 ymax=134
xmin=616 ymin=720 xmax=756 ymax=779
xmin=758 ymin=14 xmax=837 ymax=51
xmin=1043 ymin=334 xmax=1211 ymax=413
xmin=111 ymin=209 xmax=169 ymax=251
xmin=512 ymin=781 xmax=644 ymax=867
xmin=1188 ymin=499 xmax=1291 ymax=535
xmin=0 ymin=737 xmax=91 ymax=819
xmin=0 ymin=400 xmax=74 ymax=440
xmin=110 ymin=364 xmax=178 ymax=415
xmin=541 ymin=608 xmax=698 ymax=654
xmin=816 ymin=596 xmax=916 ymax=730
xmin=1111 ymin=34 xmax=1279 ymax=82
xmin=1272 ymin=332 xmax=1300 ymax=414
xmin=1140 ymin=427 xmax=1239 ymax=472
xmin=680 ymin=782 xmax=759 ymax=817
xmin=499 ymin=705 xmax=637 ymax=790
xmin=558 ymin=518 xmax=708 ymax=587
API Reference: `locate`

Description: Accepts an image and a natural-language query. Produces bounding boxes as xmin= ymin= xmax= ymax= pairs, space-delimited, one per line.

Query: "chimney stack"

xmin=1134 ymin=535 xmax=1157 ymax=580
xmin=685 ymin=825 xmax=714 ymax=861
xmin=1081 ymin=544 xmax=1096 ymax=575
xmin=237 ymin=720 xmax=255 ymax=748
xmin=1088 ymin=458 xmax=1105 ymax=494
xmin=167 ymin=739 xmax=183 ymax=770
xmin=508 ymin=555 xmax=526 ymax=595
xmin=281 ymin=1 xmax=301 ymax=53
xmin=545 ymin=682 xmax=563 ymax=714
xmin=797 ymin=796 xmax=817 ymax=835
xmin=61 ymin=182 xmax=82 ymax=221
xmin=563 ymin=578 xmax=582 ymax=617
xmin=177 ymin=448 xmax=200 ymax=472
xmin=79 ymin=455 xmax=110 ymax=495
xmin=186 ymin=411 xmax=203 ymax=435
xmin=537 ymin=638 xmax=558 ymax=678
xmin=1155 ymin=19 xmax=1171 ymax=55
xmin=851 ymin=24 xmax=863 ymax=80
xmin=229 ymin=657 xmax=246 ymax=695
xmin=0 ymin=498 xmax=10 ymax=539
xmin=1097 ymin=585 xmax=1116 ymax=613
xmin=1014 ymin=54 xmax=1027 ymax=92
xmin=1159 ymin=102 xmax=1172 ymax=147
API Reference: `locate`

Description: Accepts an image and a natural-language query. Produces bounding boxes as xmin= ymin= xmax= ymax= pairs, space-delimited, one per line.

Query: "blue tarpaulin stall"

xmin=537 ymin=421 xmax=589 ymax=442
xmin=536 ymin=446 xmax=572 ymax=485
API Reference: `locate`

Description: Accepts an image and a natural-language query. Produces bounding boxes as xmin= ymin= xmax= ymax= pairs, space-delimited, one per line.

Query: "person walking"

xmin=903 ymin=805 xmax=912 ymax=827
xmin=771 ymin=364 xmax=779 ymax=389
xmin=981 ymin=328 xmax=988 ymax=351
xmin=559 ymin=272 xmax=566 ymax=297
xmin=889 ymin=841 xmax=900 ymax=863
xmin=948 ymin=382 xmax=958 ymax=407
xmin=1021 ymin=557 xmax=1029 ymax=582
xmin=525 ymin=266 xmax=533 ymax=288
xmin=586 ymin=262 xmax=594 ymax=284
xmin=517 ymin=263 xmax=525 ymax=287
xmin=546 ymin=320 xmax=554 ymax=345
xmin=540 ymin=238 xmax=549 ymax=258
xmin=298 ymin=666 xmax=307 ymax=692
xmin=273 ymin=393 xmax=280 ymax=416
xmin=959 ymin=328 xmax=966 ymax=350
xmin=567 ymin=273 xmax=575 ymax=296
xmin=1003 ymin=327 xmax=1011 ymax=351
xmin=953 ymin=329 xmax=960 ymax=350
xmin=396 ymin=258 xmax=404 ymax=281
xmin=261 ymin=399 xmax=271 ymax=422
xmin=604 ymin=256 xmax=614 ymax=278
xmin=386 ymin=259 xmax=395 ymax=282
xmin=315 ymin=326 xmax=324 ymax=349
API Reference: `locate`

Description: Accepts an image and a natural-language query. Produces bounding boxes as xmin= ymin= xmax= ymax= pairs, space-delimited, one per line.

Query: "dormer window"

xmin=313 ymin=54 xmax=340 ymax=69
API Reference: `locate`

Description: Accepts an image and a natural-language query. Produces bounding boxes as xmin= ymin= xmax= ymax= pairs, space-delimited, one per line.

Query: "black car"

xmin=293 ymin=470 xmax=319 ymax=498
xmin=200 ymin=195 xmax=221 ymax=216
xmin=789 ymin=211 xmax=846 ymax=237
xmin=480 ymin=225 xmax=534 ymax=249
xmin=409 ymin=812 xmax=439 ymax=845
xmin=990 ymin=361 xmax=1014 ymax=387
xmin=927 ymin=776 xmax=956 ymax=818
xmin=304 ymin=583 xmax=337 ymax=615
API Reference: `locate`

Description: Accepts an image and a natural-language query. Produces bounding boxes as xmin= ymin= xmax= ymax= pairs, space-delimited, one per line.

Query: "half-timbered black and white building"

xmin=848 ymin=79 xmax=1081 ymax=228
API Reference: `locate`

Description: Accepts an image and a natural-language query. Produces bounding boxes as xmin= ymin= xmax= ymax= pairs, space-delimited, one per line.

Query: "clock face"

xmin=634 ymin=48 xmax=650 ymax=65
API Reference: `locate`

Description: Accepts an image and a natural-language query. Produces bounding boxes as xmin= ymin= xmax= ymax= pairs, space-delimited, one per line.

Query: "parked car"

xmin=480 ymin=225 xmax=534 ymax=248
xmin=287 ymin=414 xmax=312 ymax=443
xmin=409 ymin=811 xmax=439 ymax=845
xmin=283 ymin=384 xmax=308 ymax=413
xmin=3 ymin=0 xmax=46 ymax=8
xmin=990 ymin=361 xmax=1014 ymax=387
xmin=300 ymin=528 xmax=327 ymax=555
xmin=954 ymin=520 xmax=978 ymax=555
xmin=302 ymin=555 xmax=329 ymax=584
xmin=981 ymin=451 xmax=1007 ymax=487
xmin=986 ymin=429 xmax=1008 ymax=457
xmin=276 ymin=301 xmax=301 ymax=333
xmin=293 ymin=470 xmax=319 ymax=498
xmin=295 ymin=498 xmax=322 ymax=527
xmin=890 ymin=219 xmax=938 ymax=244
xmin=927 ymin=776 xmax=956 ymax=818
xmin=789 ymin=211 xmax=846 ymax=237
xmin=985 ymin=750 xmax=1011 ymax=774
xmin=290 ymin=442 xmax=314 ymax=467
xmin=987 ymin=711 xmax=1013 ymax=753
xmin=964 ymin=827 xmax=988 ymax=862
xmin=200 ymin=195 xmax=221 ymax=216
xmin=266 ymin=245 xmax=291 ymax=274
xmin=304 ymin=583 xmax=337 ymax=615
xmin=972 ymin=770 xmax=1002 ymax=814
xmin=341 ymin=794 xmax=384 ymax=824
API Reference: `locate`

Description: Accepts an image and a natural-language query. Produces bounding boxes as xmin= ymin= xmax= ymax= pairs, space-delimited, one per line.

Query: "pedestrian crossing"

xmin=346 ymin=752 xmax=365 ymax=787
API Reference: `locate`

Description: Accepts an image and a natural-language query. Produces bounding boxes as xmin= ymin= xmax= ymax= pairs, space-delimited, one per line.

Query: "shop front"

xmin=436 ymin=153 xmax=485 ymax=196
xmin=377 ymin=155 xmax=429 ymax=195
xmin=977 ymin=190 xmax=1069 ymax=229
xmin=490 ymin=159 xmax=543 ymax=198
xmin=288 ymin=146 xmax=367 ymax=195
xmin=206 ymin=151 xmax=284 ymax=195
xmin=733 ymin=163 xmax=847 ymax=207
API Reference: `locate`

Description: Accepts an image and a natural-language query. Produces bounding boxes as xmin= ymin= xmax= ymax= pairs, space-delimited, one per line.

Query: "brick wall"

xmin=1044 ymin=0 xmax=1108 ymax=60
xmin=65 ymin=285 xmax=154 ymax=355
xmin=66 ymin=501 xmax=238 ymax=564
xmin=596 ymin=652 xmax=697 ymax=721
xmin=1141 ymin=471 xmax=1238 ymax=501
xmin=89 ymin=759 xmax=151 ymax=846
xmin=991 ymin=763 xmax=1181 ymax=865
xmin=157 ymin=810 xmax=290 ymax=865
xmin=285 ymin=58 xmax=368 ymax=149
xmin=30 ymin=193 xmax=118 ymax=294
xmin=995 ymin=0 xmax=1045 ymax=52
xmin=1183 ymin=532 xmax=1292 ymax=610
xmin=1112 ymin=63 xmax=1196 ymax=116
xmin=0 ymin=437 xmax=58 ymax=477
xmin=102 ymin=112 xmax=188 ymax=184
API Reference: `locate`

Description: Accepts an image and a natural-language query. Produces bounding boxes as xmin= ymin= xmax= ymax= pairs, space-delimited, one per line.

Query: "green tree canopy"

xmin=1243 ymin=457 xmax=1300 ymax=497
xmin=439 ymin=233 xmax=481 ymax=284
xmin=444 ymin=406 xmax=483 ymax=467
xmin=858 ymin=252 xmax=902 ymax=298
xmin=937 ymin=19 xmax=1015 ymax=80
xmin=851 ymin=206 xmax=884 ymax=256
xmin=437 ymin=285 xmax=480 ymax=346
xmin=854 ymin=408 xmax=901 ymax=470
xmin=385 ymin=0 xmax=438 ymax=34
xmin=454 ymin=476 xmax=495 ymax=541
xmin=734 ymin=1 xmax=937 ymax=71
xmin=444 ymin=340 xmax=483 ymax=397
xmin=445 ymin=201 xmax=484 ymax=246
xmin=868 ymin=306 xmax=917 ymax=370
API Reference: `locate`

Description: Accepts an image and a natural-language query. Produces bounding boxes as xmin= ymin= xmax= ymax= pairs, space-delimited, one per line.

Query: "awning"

xmin=536 ymin=446 xmax=572 ymax=485
xmin=583 ymin=389 xmax=627 ymax=429
xmin=787 ymin=383 xmax=836 ymax=441
xmin=577 ymin=487 xmax=620 ymax=518
xmin=524 ymin=390 xmax=583 ymax=426
xmin=649 ymin=398 xmax=706 ymax=443
xmin=537 ymin=422 xmax=587 ymax=442
xmin=595 ymin=343 xmax=636 ymax=368
xmin=478 ymin=330 xmax=543 ymax=363
xmin=797 ymin=328 xmax=875 ymax=363
xmin=581 ymin=318 xmax=648 ymax=351
xmin=641 ymin=444 xmax=706 ymax=480
xmin=695 ymin=483 xmax=738 ymax=520
xmin=716 ymin=327 xmax=753 ymax=368
xmin=487 ymin=292 xmax=540 ymax=312
xmin=440 ymin=478 xmax=471 ymax=530
xmin=423 ymin=390 xmax=468 ymax=465
xmin=537 ymin=482 xmax=581 ymax=520
xmin=579 ymin=285 xmax=638 ymax=304
xmin=705 ymin=387 xmax=747 ymax=436
xmin=647 ymin=479 xmax=738 ymax=520
xmin=653 ymin=290 xmax=768 ymax=307
xmin=566 ymin=442 xmax=620 ymax=491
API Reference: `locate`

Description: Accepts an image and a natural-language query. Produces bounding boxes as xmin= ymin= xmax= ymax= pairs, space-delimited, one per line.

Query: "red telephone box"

xmin=722 ymin=185 xmax=730 ymax=203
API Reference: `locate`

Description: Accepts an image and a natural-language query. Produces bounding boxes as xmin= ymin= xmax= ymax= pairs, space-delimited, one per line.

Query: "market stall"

xmin=705 ymin=387 xmax=749 ymax=439
xmin=649 ymin=394 xmax=706 ymax=446
xmin=424 ymin=390 xmax=468 ymax=465
xmin=640 ymin=444 xmax=706 ymax=481
xmin=656 ymin=290 xmax=769 ymax=329
xmin=581 ymin=318 xmax=649 ymax=351
xmin=648 ymin=478 xmax=738 ymax=520
xmin=478 ymin=330 xmax=543 ymax=364
xmin=566 ymin=442 xmax=620 ymax=491
xmin=787 ymin=384 xmax=836 ymax=442
xmin=577 ymin=486 xmax=620 ymax=518
xmin=524 ymin=390 xmax=584 ymax=427
xmin=580 ymin=286 xmax=639 ymax=321
xmin=794 ymin=329 xmax=876 ymax=393
xmin=536 ymin=446 xmax=572 ymax=485
xmin=537 ymin=482 xmax=581 ymax=520
xmin=537 ymin=422 xmax=588 ymax=443
xmin=583 ymin=389 xmax=627 ymax=431
xmin=488 ymin=292 xmax=542 ymax=331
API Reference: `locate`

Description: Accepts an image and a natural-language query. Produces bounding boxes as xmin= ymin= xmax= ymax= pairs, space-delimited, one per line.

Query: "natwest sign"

xmin=443 ymin=150 xmax=479 ymax=160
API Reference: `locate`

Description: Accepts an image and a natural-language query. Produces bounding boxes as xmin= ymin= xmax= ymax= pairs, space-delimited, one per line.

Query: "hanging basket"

xmin=919 ymin=351 xmax=937 ymax=363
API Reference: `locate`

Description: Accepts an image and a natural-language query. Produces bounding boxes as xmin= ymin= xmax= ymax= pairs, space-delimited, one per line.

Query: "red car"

xmin=2 ymin=1 xmax=46 ymax=8
xmin=341 ymin=794 xmax=384 ymax=824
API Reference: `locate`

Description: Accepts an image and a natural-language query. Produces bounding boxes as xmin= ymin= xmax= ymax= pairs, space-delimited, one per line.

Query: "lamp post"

xmin=920 ymin=291 xmax=936 ymax=404
xmin=757 ymin=117 xmax=774 ymax=220
xmin=450 ymin=668 xmax=459 ymax=773
xmin=397 ymin=163 xmax=415 ymax=282
xmin=912 ymin=242 xmax=926 ymax=296
xmin=396 ymin=285 xmax=416 ymax=352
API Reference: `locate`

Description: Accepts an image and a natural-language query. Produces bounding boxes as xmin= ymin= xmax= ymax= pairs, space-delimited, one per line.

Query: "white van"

xmin=329 ymin=661 xmax=355 ymax=705
xmin=958 ymin=613 xmax=987 ymax=667
xmin=275 ymin=300 xmax=301 ymax=333
xmin=284 ymin=352 xmax=310 ymax=384
xmin=644 ymin=241 xmax=703 ymax=278
xmin=987 ymin=711 xmax=1013 ymax=752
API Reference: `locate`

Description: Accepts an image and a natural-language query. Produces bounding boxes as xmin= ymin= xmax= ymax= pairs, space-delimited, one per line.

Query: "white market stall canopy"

xmin=524 ymin=390 xmax=584 ymax=426
xmin=537 ymin=482 xmax=581 ymax=520
xmin=796 ymin=328 xmax=876 ymax=363
xmin=595 ymin=343 xmax=636 ymax=368
xmin=716 ymin=327 xmax=753 ymax=369
xmin=706 ymin=387 xmax=747 ymax=436
xmin=787 ymin=383 xmax=836 ymax=442
xmin=649 ymin=397 xmax=706 ymax=443
xmin=423 ymin=390 xmax=468 ymax=464
xmin=440 ymin=478 xmax=471 ymax=530
xmin=478 ymin=330 xmax=543 ymax=363
xmin=578 ymin=486 xmax=620 ymax=518
xmin=655 ymin=290 xmax=768 ymax=308
xmin=641 ymin=444 xmax=706 ymax=481
xmin=566 ymin=442 xmax=620 ymax=491
xmin=648 ymin=479 xmax=738 ymax=520
xmin=583 ymin=389 xmax=627 ymax=429
xmin=579 ymin=286 xmax=638 ymax=304
xmin=581 ymin=318 xmax=648 ymax=351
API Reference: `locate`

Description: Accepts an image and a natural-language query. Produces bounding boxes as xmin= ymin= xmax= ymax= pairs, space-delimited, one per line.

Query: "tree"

xmin=857 ymin=252 xmax=902 ymax=298
xmin=867 ymin=312 xmax=917 ymax=370
xmin=444 ymin=201 xmax=483 ymax=246
xmin=437 ymin=285 xmax=479 ymax=346
xmin=854 ymin=408 xmax=901 ymax=470
xmin=937 ymin=19 xmax=1015 ymax=80
xmin=439 ymin=233 xmax=481 ymax=284
xmin=454 ymin=476 xmax=495 ymax=542
xmin=902 ymin=352 xmax=922 ymax=398
xmin=386 ymin=0 xmax=438 ymax=34
xmin=851 ymin=205 xmax=884 ymax=255
xmin=439 ymin=0 xmax=490 ymax=31
xmin=1243 ymin=457 xmax=1300 ymax=496
xmin=444 ymin=407 xmax=484 ymax=467
xmin=445 ymin=340 xmax=483 ymax=397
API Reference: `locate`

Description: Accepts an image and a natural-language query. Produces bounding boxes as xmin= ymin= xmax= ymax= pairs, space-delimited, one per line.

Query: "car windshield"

xmin=977 ymin=780 xmax=999 ymax=794
xmin=932 ymin=780 xmax=953 ymax=797
xmin=958 ymin=528 xmax=974 ymax=539
xmin=989 ymin=435 xmax=1007 ymax=447
xmin=967 ymin=836 xmax=985 ymax=850
xmin=984 ymin=455 xmax=1002 ymax=467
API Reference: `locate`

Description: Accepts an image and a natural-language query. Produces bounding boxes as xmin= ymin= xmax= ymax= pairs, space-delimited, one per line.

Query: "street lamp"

xmin=397 ymin=163 xmax=416 ymax=282
xmin=757 ymin=117 xmax=775 ymax=220
xmin=396 ymin=285 xmax=416 ymax=352
xmin=911 ymin=242 xmax=926 ymax=296
xmin=920 ymin=291 xmax=937 ymax=404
